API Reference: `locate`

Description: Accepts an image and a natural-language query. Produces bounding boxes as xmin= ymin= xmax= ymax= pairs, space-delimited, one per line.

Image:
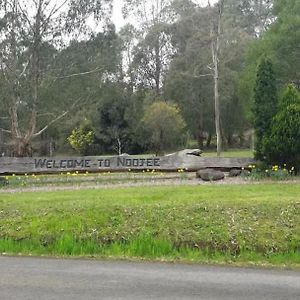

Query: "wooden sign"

xmin=0 ymin=150 xmax=255 ymax=174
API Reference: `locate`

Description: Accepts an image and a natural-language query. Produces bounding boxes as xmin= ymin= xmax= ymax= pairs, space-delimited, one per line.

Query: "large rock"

xmin=185 ymin=149 xmax=203 ymax=156
xmin=196 ymin=169 xmax=225 ymax=181
xmin=229 ymin=169 xmax=242 ymax=177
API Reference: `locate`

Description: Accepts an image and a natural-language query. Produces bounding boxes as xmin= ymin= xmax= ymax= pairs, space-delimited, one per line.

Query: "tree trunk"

xmin=213 ymin=57 xmax=221 ymax=156
xmin=117 ymin=138 xmax=122 ymax=156
xmin=210 ymin=0 xmax=224 ymax=157
xmin=197 ymin=102 xmax=204 ymax=149
xmin=13 ymin=138 xmax=33 ymax=157
xmin=206 ymin=133 xmax=212 ymax=148
xmin=197 ymin=134 xmax=204 ymax=149
xmin=154 ymin=38 xmax=161 ymax=96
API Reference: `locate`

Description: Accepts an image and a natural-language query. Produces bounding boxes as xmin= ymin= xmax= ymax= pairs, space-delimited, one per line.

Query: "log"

xmin=0 ymin=150 xmax=255 ymax=175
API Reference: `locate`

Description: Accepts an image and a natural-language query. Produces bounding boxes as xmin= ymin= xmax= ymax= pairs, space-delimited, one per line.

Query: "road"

xmin=0 ymin=256 xmax=299 ymax=299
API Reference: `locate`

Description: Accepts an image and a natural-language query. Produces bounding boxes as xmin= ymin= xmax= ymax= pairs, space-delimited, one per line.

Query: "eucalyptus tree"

xmin=166 ymin=0 xmax=262 ymax=150
xmin=0 ymin=0 xmax=112 ymax=156
xmin=122 ymin=0 xmax=175 ymax=95
xmin=209 ymin=0 xmax=225 ymax=156
xmin=119 ymin=24 xmax=138 ymax=93
xmin=165 ymin=0 xmax=215 ymax=148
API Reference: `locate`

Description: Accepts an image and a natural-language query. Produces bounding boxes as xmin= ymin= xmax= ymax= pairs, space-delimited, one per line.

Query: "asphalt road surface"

xmin=0 ymin=256 xmax=299 ymax=300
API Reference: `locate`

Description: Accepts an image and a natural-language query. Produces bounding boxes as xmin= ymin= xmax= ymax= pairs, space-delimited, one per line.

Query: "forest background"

xmin=0 ymin=0 xmax=299 ymax=157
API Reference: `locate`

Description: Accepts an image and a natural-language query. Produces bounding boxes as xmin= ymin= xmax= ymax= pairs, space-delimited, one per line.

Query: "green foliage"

xmin=263 ymin=85 xmax=300 ymax=171
xmin=239 ymin=0 xmax=300 ymax=112
xmin=67 ymin=123 xmax=95 ymax=155
xmin=253 ymin=57 xmax=278 ymax=160
xmin=246 ymin=165 xmax=293 ymax=181
xmin=142 ymin=101 xmax=186 ymax=154
xmin=0 ymin=0 xmax=113 ymax=157
xmin=94 ymin=84 xmax=145 ymax=155
xmin=166 ymin=1 xmax=256 ymax=148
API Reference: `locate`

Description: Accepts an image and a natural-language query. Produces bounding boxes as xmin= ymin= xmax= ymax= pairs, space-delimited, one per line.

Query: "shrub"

xmin=142 ymin=101 xmax=186 ymax=155
xmin=263 ymin=84 xmax=300 ymax=171
xmin=253 ymin=57 xmax=278 ymax=160
xmin=67 ymin=123 xmax=95 ymax=155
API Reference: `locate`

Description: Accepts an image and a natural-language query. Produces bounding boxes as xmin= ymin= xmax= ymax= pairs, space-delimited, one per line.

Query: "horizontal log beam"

xmin=0 ymin=152 xmax=255 ymax=175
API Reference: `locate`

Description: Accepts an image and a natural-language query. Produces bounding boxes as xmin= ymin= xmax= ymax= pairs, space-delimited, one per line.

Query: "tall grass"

xmin=0 ymin=184 xmax=299 ymax=267
xmin=1 ymin=234 xmax=299 ymax=267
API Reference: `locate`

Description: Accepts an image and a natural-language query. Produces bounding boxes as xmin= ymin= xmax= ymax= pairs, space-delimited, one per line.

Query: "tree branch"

xmin=180 ymin=71 xmax=213 ymax=79
xmin=33 ymin=111 xmax=68 ymax=137
xmin=55 ymin=67 xmax=104 ymax=79
xmin=37 ymin=112 xmax=57 ymax=118
xmin=33 ymin=95 xmax=85 ymax=137
xmin=18 ymin=59 xmax=31 ymax=78
xmin=40 ymin=0 xmax=69 ymax=35
xmin=17 ymin=2 xmax=34 ymax=31
xmin=194 ymin=73 xmax=214 ymax=78
xmin=0 ymin=128 xmax=12 ymax=134
xmin=207 ymin=64 xmax=214 ymax=71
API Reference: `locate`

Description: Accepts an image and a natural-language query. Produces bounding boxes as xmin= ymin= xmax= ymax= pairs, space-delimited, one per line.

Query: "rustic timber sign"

xmin=0 ymin=149 xmax=255 ymax=174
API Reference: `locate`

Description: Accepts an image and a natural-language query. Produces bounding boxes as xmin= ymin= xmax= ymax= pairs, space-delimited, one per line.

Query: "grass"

xmin=1 ymin=171 xmax=188 ymax=189
xmin=203 ymin=149 xmax=254 ymax=158
xmin=0 ymin=184 xmax=299 ymax=268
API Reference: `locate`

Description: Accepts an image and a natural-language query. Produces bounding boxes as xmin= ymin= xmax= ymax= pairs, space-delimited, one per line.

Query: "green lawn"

xmin=203 ymin=149 xmax=254 ymax=158
xmin=0 ymin=184 xmax=299 ymax=268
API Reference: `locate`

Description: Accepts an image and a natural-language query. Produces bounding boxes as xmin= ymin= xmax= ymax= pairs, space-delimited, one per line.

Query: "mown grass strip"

xmin=203 ymin=149 xmax=254 ymax=158
xmin=0 ymin=184 xmax=299 ymax=267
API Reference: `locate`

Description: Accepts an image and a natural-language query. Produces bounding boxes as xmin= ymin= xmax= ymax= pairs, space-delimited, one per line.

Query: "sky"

xmin=112 ymin=0 xmax=218 ymax=30
xmin=112 ymin=0 xmax=126 ymax=30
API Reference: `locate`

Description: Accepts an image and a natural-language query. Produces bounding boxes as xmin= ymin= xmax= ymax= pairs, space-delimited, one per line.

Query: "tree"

xmin=95 ymin=83 xmax=133 ymax=155
xmin=225 ymin=0 xmax=273 ymax=37
xmin=0 ymin=0 xmax=112 ymax=156
xmin=166 ymin=0 xmax=254 ymax=150
xmin=210 ymin=0 xmax=225 ymax=156
xmin=122 ymin=0 xmax=175 ymax=95
xmin=142 ymin=101 xmax=186 ymax=154
xmin=253 ymin=57 xmax=278 ymax=160
xmin=165 ymin=1 xmax=215 ymax=149
xmin=263 ymin=85 xmax=300 ymax=170
xmin=238 ymin=0 xmax=299 ymax=115
xmin=119 ymin=24 xmax=138 ymax=92
xmin=45 ymin=25 xmax=123 ymax=154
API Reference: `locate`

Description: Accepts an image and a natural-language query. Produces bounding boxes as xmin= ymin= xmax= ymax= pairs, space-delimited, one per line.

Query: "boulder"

xmin=185 ymin=149 xmax=203 ymax=157
xmin=229 ymin=169 xmax=242 ymax=177
xmin=196 ymin=169 xmax=225 ymax=181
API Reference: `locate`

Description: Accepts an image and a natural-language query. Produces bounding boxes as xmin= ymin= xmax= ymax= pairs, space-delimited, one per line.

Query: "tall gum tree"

xmin=0 ymin=0 xmax=112 ymax=157
xmin=209 ymin=0 xmax=225 ymax=157
xmin=122 ymin=0 xmax=175 ymax=95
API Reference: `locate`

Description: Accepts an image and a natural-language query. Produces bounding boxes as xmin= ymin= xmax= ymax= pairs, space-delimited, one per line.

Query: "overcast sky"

xmin=112 ymin=0 xmax=218 ymax=30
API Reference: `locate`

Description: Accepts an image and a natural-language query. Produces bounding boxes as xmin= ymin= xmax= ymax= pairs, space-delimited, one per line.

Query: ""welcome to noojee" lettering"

xmin=34 ymin=157 xmax=161 ymax=170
